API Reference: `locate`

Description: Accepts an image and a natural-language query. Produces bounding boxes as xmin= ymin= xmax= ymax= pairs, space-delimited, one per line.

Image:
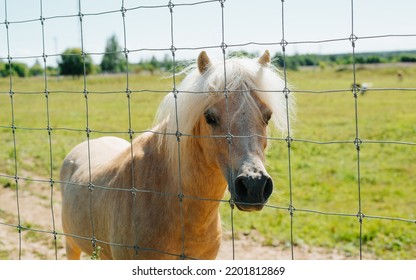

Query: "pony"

xmin=60 ymin=50 xmax=292 ymax=260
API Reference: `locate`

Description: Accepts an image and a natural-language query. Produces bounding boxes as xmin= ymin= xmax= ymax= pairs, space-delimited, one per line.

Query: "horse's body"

xmin=60 ymin=51 xmax=292 ymax=259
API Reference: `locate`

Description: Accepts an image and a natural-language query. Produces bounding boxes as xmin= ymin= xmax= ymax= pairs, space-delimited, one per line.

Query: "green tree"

xmin=0 ymin=61 xmax=6 ymax=77
xmin=272 ymin=53 xmax=299 ymax=70
xmin=0 ymin=62 xmax=27 ymax=77
xmin=228 ymin=50 xmax=257 ymax=59
xmin=29 ymin=60 xmax=44 ymax=76
xmin=160 ymin=54 xmax=173 ymax=71
xmin=58 ymin=48 xmax=93 ymax=76
xmin=399 ymin=54 xmax=416 ymax=63
xmin=100 ymin=35 xmax=126 ymax=73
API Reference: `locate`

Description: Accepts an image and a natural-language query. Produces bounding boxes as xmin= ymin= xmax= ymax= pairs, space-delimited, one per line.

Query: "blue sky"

xmin=1 ymin=0 xmax=416 ymax=66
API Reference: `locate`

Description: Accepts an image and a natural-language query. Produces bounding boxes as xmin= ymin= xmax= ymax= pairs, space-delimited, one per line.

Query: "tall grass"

xmin=1 ymin=65 xmax=415 ymax=259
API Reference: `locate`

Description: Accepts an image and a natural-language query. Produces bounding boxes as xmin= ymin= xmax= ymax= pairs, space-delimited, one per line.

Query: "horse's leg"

xmin=65 ymin=237 xmax=82 ymax=260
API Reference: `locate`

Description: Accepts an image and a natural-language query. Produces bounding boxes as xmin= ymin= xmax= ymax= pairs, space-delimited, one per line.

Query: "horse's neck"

xmin=163 ymin=136 xmax=226 ymax=257
xmin=130 ymin=131 xmax=227 ymax=231
xmin=130 ymin=126 xmax=227 ymax=197
xmin=179 ymin=140 xmax=227 ymax=231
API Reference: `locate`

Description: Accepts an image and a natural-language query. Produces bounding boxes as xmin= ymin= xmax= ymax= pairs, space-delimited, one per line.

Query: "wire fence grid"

xmin=1 ymin=0 xmax=416 ymax=260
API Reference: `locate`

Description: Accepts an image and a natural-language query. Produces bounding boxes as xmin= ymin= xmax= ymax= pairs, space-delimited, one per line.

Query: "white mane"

xmin=154 ymin=55 xmax=293 ymax=153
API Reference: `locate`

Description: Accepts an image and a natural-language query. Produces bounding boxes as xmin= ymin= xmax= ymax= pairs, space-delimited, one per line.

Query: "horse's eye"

xmin=264 ymin=112 xmax=272 ymax=125
xmin=204 ymin=111 xmax=218 ymax=125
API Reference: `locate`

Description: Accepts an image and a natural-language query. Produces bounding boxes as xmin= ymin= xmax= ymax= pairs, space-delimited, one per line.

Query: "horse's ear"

xmin=258 ymin=50 xmax=271 ymax=66
xmin=197 ymin=51 xmax=211 ymax=74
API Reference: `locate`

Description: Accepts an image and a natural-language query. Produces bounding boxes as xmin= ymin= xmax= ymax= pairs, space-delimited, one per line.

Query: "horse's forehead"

xmin=214 ymin=92 xmax=268 ymax=129
xmin=217 ymin=91 xmax=266 ymax=113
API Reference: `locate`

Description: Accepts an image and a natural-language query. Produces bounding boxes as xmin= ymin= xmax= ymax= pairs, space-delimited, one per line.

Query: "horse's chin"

xmin=235 ymin=203 xmax=265 ymax=212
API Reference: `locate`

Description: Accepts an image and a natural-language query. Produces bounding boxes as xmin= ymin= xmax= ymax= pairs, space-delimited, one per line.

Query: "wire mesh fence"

xmin=1 ymin=0 xmax=416 ymax=260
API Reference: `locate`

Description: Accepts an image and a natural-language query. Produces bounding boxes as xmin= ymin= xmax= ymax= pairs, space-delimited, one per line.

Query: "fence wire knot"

xmin=283 ymin=87 xmax=291 ymax=98
xmin=78 ymin=12 xmax=84 ymax=21
xmin=46 ymin=125 xmax=53 ymax=135
xmin=133 ymin=245 xmax=140 ymax=255
xmin=170 ymin=45 xmax=177 ymax=55
xmin=120 ymin=6 xmax=127 ymax=16
xmin=131 ymin=187 xmax=137 ymax=198
xmin=285 ymin=136 xmax=293 ymax=148
xmin=354 ymin=137 xmax=362 ymax=150
xmin=85 ymin=127 xmax=92 ymax=137
xmin=125 ymin=88 xmax=132 ymax=98
xmin=226 ymin=133 xmax=233 ymax=145
xmin=177 ymin=192 xmax=184 ymax=202
xmin=351 ymin=83 xmax=360 ymax=97
xmin=128 ymin=129 xmax=135 ymax=140
xmin=172 ymin=88 xmax=179 ymax=98
xmin=88 ymin=182 xmax=94 ymax=192
xmin=175 ymin=130 xmax=182 ymax=142
xmin=280 ymin=39 xmax=288 ymax=51
xmin=222 ymin=88 xmax=230 ymax=101
xmin=168 ymin=1 xmax=175 ymax=12
xmin=356 ymin=212 xmax=365 ymax=223
xmin=229 ymin=199 xmax=235 ymax=209
xmin=91 ymin=237 xmax=97 ymax=247
xmin=288 ymin=204 xmax=296 ymax=216
xmin=349 ymin=34 xmax=358 ymax=47
xmin=221 ymin=42 xmax=228 ymax=53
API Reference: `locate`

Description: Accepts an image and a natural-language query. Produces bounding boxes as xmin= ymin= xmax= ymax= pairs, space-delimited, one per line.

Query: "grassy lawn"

xmin=0 ymin=74 xmax=170 ymax=177
xmin=1 ymin=65 xmax=416 ymax=259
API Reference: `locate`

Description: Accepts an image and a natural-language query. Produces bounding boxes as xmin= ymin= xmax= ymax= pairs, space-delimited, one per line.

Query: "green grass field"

xmin=1 ymin=65 xmax=416 ymax=259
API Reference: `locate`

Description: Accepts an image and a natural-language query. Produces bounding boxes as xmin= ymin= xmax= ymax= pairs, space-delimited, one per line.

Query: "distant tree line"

xmin=1 ymin=35 xmax=416 ymax=77
xmin=272 ymin=52 xmax=416 ymax=70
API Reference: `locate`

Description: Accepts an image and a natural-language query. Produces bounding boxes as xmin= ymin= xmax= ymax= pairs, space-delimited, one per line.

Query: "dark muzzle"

xmin=233 ymin=174 xmax=273 ymax=211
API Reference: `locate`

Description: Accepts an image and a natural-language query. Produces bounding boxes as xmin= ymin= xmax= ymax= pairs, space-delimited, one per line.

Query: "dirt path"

xmin=0 ymin=180 xmax=363 ymax=260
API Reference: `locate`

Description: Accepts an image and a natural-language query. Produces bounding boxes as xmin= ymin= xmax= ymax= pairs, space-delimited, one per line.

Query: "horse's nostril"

xmin=234 ymin=175 xmax=273 ymax=203
xmin=264 ymin=177 xmax=273 ymax=201
xmin=235 ymin=177 xmax=249 ymax=201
